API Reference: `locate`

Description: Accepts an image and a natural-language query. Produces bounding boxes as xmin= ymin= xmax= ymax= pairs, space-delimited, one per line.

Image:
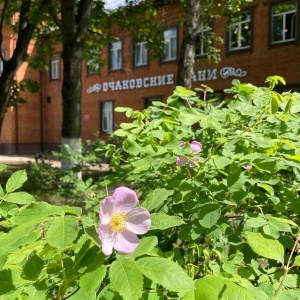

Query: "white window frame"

xmin=228 ymin=12 xmax=251 ymax=51
xmin=196 ymin=24 xmax=212 ymax=57
xmin=101 ymin=101 xmax=113 ymax=133
xmin=134 ymin=41 xmax=148 ymax=66
xmin=162 ymin=28 xmax=177 ymax=62
xmin=110 ymin=40 xmax=122 ymax=70
xmin=51 ymin=54 xmax=60 ymax=80
xmin=271 ymin=1 xmax=297 ymax=44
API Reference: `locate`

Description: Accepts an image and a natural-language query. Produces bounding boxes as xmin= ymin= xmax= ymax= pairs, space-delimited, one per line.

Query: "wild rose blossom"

xmin=98 ymin=186 xmax=151 ymax=255
xmin=176 ymin=140 xmax=203 ymax=167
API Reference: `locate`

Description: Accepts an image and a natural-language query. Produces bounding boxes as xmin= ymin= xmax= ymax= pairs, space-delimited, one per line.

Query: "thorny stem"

xmin=274 ymin=231 xmax=300 ymax=297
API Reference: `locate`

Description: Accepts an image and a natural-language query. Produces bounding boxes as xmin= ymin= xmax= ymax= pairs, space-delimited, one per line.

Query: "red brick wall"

xmin=2 ymin=0 xmax=300 ymax=153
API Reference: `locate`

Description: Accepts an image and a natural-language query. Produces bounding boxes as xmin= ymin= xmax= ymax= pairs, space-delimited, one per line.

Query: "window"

xmin=228 ymin=12 xmax=252 ymax=51
xmin=109 ymin=40 xmax=122 ymax=70
xmin=134 ymin=41 xmax=148 ymax=66
xmin=101 ymin=101 xmax=113 ymax=133
xmin=196 ymin=24 xmax=212 ymax=57
xmin=0 ymin=49 xmax=4 ymax=75
xmin=271 ymin=1 xmax=297 ymax=44
xmin=50 ymin=54 xmax=60 ymax=80
xmin=162 ymin=28 xmax=177 ymax=61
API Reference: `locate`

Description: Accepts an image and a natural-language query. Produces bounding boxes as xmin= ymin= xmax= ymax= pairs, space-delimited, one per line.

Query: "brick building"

xmin=1 ymin=0 xmax=299 ymax=154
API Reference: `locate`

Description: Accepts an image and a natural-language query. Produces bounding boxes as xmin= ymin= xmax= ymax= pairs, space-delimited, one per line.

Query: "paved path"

xmin=0 ymin=155 xmax=110 ymax=171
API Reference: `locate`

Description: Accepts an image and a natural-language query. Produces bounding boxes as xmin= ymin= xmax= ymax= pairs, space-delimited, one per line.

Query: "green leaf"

xmin=245 ymin=232 xmax=284 ymax=263
xmin=292 ymin=255 xmax=300 ymax=267
xmin=211 ymin=156 xmax=233 ymax=169
xmin=194 ymin=276 xmax=255 ymax=300
xmin=0 ymin=185 xmax=4 ymax=198
xmin=137 ymin=257 xmax=194 ymax=292
xmin=109 ymin=259 xmax=143 ymax=300
xmin=117 ymin=236 xmax=158 ymax=260
xmin=245 ymin=217 xmax=267 ymax=228
xmin=0 ymin=220 xmax=40 ymax=246
xmin=80 ymin=265 xmax=106 ymax=292
xmin=0 ymin=164 xmax=7 ymax=173
xmin=227 ymin=170 xmax=246 ymax=192
xmin=98 ymin=284 xmax=122 ymax=300
xmin=5 ymin=170 xmax=27 ymax=193
xmin=271 ymin=94 xmax=279 ymax=114
xmin=45 ymin=215 xmax=79 ymax=249
xmin=22 ymin=252 xmax=44 ymax=280
xmin=198 ymin=204 xmax=221 ymax=229
xmin=67 ymin=289 xmax=96 ymax=300
xmin=11 ymin=202 xmax=64 ymax=224
xmin=0 ymin=248 xmax=7 ymax=271
xmin=0 ymin=269 xmax=15 ymax=295
xmin=268 ymin=216 xmax=299 ymax=228
xmin=3 ymin=192 xmax=35 ymax=205
xmin=150 ymin=213 xmax=185 ymax=230
xmin=142 ymin=188 xmax=169 ymax=211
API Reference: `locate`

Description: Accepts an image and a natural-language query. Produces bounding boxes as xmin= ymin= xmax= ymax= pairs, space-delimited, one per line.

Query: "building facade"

xmin=1 ymin=0 xmax=300 ymax=154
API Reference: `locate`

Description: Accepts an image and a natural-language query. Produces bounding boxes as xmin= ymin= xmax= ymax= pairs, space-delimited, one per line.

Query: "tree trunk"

xmin=0 ymin=0 xmax=46 ymax=136
xmin=60 ymin=0 xmax=94 ymax=172
xmin=177 ymin=0 xmax=201 ymax=89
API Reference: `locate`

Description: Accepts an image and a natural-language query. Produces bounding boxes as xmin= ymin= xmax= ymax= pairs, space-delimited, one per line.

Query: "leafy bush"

xmin=1 ymin=76 xmax=300 ymax=299
xmin=102 ymin=76 xmax=300 ymax=299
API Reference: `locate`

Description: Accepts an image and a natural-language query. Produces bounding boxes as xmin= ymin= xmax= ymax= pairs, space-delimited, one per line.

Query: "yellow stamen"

xmin=110 ymin=212 xmax=128 ymax=233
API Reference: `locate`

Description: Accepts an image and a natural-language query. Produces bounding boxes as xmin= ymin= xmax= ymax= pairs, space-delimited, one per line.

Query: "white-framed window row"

xmin=101 ymin=101 xmax=114 ymax=133
xmin=109 ymin=40 xmax=122 ymax=70
xmin=134 ymin=41 xmax=148 ymax=67
xmin=0 ymin=48 xmax=4 ymax=75
xmin=228 ymin=11 xmax=252 ymax=51
xmin=271 ymin=1 xmax=297 ymax=44
xmin=195 ymin=24 xmax=212 ymax=57
xmin=50 ymin=53 xmax=60 ymax=80
xmin=162 ymin=28 xmax=177 ymax=62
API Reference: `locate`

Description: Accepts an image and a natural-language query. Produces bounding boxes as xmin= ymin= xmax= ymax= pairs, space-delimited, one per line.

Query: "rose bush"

xmin=0 ymin=76 xmax=300 ymax=299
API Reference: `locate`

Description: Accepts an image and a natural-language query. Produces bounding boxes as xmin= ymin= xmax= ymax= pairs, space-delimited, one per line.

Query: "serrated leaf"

xmin=45 ymin=215 xmax=79 ymax=249
xmin=194 ymin=276 xmax=255 ymax=300
xmin=245 ymin=232 xmax=284 ymax=263
xmin=12 ymin=202 xmax=64 ymax=224
xmin=4 ymin=192 xmax=35 ymax=205
xmin=227 ymin=170 xmax=245 ymax=192
xmin=67 ymin=289 xmax=96 ymax=299
xmin=98 ymin=284 xmax=123 ymax=300
xmin=198 ymin=204 xmax=221 ymax=229
xmin=137 ymin=257 xmax=194 ymax=292
xmin=150 ymin=213 xmax=185 ymax=230
xmin=5 ymin=170 xmax=27 ymax=193
xmin=0 ymin=220 xmax=40 ymax=246
xmin=80 ymin=265 xmax=106 ymax=292
xmin=142 ymin=188 xmax=169 ymax=211
xmin=0 ymin=185 xmax=4 ymax=198
xmin=0 ymin=165 xmax=7 ymax=172
xmin=109 ymin=259 xmax=143 ymax=300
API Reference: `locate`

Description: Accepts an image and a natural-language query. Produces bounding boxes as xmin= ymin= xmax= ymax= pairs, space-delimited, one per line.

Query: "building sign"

xmin=86 ymin=67 xmax=247 ymax=94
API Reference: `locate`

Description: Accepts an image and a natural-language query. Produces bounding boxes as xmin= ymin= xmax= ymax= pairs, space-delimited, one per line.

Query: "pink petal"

xmin=126 ymin=208 xmax=151 ymax=234
xmin=176 ymin=156 xmax=187 ymax=166
xmin=99 ymin=224 xmax=115 ymax=256
xmin=190 ymin=141 xmax=202 ymax=153
xmin=179 ymin=141 xmax=186 ymax=148
xmin=189 ymin=156 xmax=199 ymax=168
xmin=99 ymin=196 xmax=115 ymax=224
xmin=113 ymin=187 xmax=138 ymax=213
xmin=114 ymin=230 xmax=139 ymax=254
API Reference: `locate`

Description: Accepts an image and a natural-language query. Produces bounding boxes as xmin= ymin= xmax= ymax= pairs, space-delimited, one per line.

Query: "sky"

xmin=104 ymin=0 xmax=140 ymax=11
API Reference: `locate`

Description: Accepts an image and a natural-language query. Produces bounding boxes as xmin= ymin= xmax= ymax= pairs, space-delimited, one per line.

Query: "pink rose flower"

xmin=98 ymin=186 xmax=151 ymax=256
xmin=176 ymin=140 xmax=203 ymax=167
